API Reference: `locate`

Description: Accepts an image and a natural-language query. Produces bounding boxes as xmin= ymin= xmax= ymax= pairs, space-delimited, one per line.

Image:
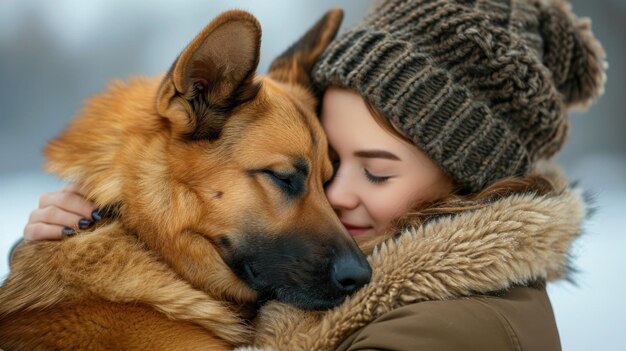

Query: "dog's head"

xmin=47 ymin=9 xmax=370 ymax=310
xmin=155 ymin=9 xmax=371 ymax=310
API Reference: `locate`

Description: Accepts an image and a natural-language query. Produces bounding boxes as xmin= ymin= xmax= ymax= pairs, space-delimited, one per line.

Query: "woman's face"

xmin=322 ymin=87 xmax=453 ymax=241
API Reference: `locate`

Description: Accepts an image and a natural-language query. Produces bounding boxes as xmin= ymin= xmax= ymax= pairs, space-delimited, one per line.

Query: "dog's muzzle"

xmin=226 ymin=230 xmax=372 ymax=310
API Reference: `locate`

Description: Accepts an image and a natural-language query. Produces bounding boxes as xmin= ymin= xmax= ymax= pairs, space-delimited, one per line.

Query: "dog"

xmin=0 ymin=9 xmax=371 ymax=350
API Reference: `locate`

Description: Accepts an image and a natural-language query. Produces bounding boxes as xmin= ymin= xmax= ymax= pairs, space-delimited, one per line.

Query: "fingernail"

xmin=62 ymin=227 xmax=75 ymax=237
xmin=91 ymin=210 xmax=102 ymax=221
xmin=78 ymin=218 xmax=92 ymax=229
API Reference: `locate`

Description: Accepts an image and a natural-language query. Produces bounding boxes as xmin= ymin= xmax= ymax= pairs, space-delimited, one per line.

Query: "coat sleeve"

xmin=336 ymin=298 xmax=519 ymax=351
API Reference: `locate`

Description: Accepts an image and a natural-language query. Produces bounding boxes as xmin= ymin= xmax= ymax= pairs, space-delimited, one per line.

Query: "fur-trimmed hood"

xmin=239 ymin=167 xmax=587 ymax=351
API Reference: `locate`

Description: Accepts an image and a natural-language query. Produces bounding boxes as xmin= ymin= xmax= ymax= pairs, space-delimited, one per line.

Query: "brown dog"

xmin=0 ymin=9 xmax=371 ymax=350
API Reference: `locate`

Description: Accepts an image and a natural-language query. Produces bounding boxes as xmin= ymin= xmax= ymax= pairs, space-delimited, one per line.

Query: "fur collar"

xmin=240 ymin=170 xmax=587 ymax=351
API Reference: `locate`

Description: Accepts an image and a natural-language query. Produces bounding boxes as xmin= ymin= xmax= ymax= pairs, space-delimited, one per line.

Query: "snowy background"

xmin=1 ymin=1 xmax=625 ymax=349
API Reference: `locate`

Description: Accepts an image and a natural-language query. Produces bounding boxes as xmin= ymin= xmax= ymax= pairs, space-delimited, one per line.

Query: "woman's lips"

xmin=341 ymin=222 xmax=372 ymax=237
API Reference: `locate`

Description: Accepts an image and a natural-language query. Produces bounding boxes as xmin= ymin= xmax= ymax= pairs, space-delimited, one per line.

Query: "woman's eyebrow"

xmin=354 ymin=150 xmax=401 ymax=161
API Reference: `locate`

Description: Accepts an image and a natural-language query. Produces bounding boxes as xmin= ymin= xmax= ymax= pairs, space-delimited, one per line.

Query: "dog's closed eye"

xmin=262 ymin=169 xmax=305 ymax=197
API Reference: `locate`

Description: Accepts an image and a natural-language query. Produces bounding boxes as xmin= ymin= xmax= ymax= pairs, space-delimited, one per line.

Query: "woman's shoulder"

xmin=337 ymin=285 xmax=561 ymax=351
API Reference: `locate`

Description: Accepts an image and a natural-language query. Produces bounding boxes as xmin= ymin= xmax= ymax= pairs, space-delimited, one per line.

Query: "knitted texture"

xmin=313 ymin=0 xmax=606 ymax=192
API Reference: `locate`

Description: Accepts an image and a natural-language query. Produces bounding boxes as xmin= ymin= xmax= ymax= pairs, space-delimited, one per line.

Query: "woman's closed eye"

xmin=364 ymin=168 xmax=391 ymax=184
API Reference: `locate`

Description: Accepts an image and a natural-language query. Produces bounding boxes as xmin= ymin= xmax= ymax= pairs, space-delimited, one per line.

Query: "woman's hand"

xmin=23 ymin=184 xmax=98 ymax=241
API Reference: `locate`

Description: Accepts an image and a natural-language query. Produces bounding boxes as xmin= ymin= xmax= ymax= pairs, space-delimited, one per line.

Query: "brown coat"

xmin=238 ymin=169 xmax=584 ymax=351
xmin=335 ymin=284 xmax=560 ymax=351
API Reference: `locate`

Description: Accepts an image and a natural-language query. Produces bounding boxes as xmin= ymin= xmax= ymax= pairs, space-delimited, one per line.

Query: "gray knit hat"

xmin=312 ymin=0 xmax=606 ymax=192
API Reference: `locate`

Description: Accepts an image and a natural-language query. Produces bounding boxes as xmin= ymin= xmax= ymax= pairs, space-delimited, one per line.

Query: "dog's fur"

xmin=0 ymin=9 xmax=370 ymax=350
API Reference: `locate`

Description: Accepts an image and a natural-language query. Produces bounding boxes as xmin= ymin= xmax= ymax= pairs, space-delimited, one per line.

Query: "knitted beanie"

xmin=312 ymin=0 xmax=606 ymax=192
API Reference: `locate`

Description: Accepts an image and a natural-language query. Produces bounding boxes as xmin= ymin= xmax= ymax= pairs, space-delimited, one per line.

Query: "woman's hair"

xmin=357 ymin=173 xmax=556 ymax=254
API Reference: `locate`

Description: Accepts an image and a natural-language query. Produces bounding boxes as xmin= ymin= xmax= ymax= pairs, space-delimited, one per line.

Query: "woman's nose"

xmin=325 ymin=172 xmax=359 ymax=210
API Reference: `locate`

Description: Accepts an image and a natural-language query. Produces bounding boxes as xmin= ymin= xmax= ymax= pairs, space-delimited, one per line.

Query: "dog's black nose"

xmin=331 ymin=255 xmax=372 ymax=294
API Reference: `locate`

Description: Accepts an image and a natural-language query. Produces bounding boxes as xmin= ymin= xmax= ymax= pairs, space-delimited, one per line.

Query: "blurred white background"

xmin=1 ymin=1 xmax=625 ymax=349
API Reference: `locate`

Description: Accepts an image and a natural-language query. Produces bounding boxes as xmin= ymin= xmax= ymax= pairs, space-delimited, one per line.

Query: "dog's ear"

xmin=157 ymin=10 xmax=261 ymax=140
xmin=268 ymin=9 xmax=343 ymax=90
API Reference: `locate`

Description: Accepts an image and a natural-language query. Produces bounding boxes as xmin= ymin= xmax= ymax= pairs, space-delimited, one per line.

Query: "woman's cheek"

xmin=374 ymin=181 xmax=432 ymax=227
xmin=370 ymin=190 xmax=410 ymax=229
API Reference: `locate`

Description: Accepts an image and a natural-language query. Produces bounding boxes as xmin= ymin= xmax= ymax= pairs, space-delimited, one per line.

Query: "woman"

xmin=21 ymin=0 xmax=605 ymax=349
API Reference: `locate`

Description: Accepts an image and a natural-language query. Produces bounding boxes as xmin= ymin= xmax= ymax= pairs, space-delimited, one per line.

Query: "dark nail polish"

xmin=62 ymin=227 xmax=75 ymax=237
xmin=91 ymin=210 xmax=102 ymax=221
xmin=78 ymin=218 xmax=92 ymax=229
